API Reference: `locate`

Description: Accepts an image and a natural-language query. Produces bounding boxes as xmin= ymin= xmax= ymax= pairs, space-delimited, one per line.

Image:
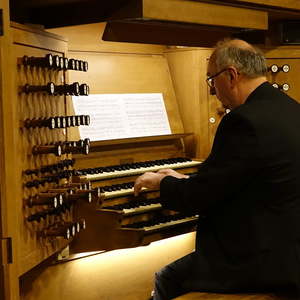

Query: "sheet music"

xmin=72 ymin=93 xmax=171 ymax=141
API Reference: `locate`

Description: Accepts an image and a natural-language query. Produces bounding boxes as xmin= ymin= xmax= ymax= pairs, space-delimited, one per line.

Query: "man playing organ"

xmin=134 ymin=39 xmax=300 ymax=300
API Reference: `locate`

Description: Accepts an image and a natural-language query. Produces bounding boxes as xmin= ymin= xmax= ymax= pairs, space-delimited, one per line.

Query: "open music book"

xmin=72 ymin=93 xmax=171 ymax=141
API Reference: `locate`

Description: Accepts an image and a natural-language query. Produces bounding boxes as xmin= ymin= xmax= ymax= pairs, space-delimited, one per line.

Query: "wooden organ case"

xmin=2 ymin=1 xmax=300 ymax=300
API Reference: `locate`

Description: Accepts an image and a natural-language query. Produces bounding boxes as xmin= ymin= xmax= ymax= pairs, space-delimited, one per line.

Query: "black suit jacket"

xmin=160 ymin=82 xmax=300 ymax=293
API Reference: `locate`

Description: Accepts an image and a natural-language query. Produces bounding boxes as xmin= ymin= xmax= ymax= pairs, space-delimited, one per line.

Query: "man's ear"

xmin=227 ymin=67 xmax=239 ymax=84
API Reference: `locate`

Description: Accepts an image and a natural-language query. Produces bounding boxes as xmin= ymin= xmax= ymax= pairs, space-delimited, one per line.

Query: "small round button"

xmin=209 ymin=117 xmax=216 ymax=124
xmin=270 ymin=64 xmax=279 ymax=73
xmin=282 ymin=64 xmax=290 ymax=73
xmin=282 ymin=83 xmax=290 ymax=91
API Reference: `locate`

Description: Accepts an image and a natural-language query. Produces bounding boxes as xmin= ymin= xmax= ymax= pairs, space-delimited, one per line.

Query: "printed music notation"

xmin=72 ymin=93 xmax=171 ymax=141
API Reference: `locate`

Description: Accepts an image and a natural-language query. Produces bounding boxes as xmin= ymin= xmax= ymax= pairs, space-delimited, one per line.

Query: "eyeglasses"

xmin=206 ymin=68 xmax=228 ymax=88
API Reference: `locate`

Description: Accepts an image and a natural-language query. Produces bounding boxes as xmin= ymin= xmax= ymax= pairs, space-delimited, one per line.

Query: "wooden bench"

xmin=173 ymin=292 xmax=294 ymax=300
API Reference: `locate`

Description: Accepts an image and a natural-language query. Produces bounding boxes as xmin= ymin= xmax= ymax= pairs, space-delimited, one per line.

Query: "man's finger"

xmin=134 ymin=177 xmax=143 ymax=196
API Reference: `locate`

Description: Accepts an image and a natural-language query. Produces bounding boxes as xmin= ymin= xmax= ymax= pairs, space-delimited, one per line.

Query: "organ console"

xmin=66 ymin=133 xmax=203 ymax=252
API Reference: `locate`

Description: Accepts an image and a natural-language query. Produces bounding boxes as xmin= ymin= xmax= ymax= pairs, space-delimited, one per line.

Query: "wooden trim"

xmin=142 ymin=0 xmax=268 ymax=30
xmin=85 ymin=134 xmax=192 ymax=154
xmin=218 ymin=0 xmax=300 ymax=11
xmin=10 ymin=22 xmax=68 ymax=42
xmin=48 ymin=22 xmax=166 ymax=55
xmin=0 ymin=3 xmax=20 ymax=300
xmin=11 ymin=22 xmax=68 ymax=53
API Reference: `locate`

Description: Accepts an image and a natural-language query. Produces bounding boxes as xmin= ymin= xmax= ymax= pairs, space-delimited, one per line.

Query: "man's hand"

xmin=157 ymin=168 xmax=189 ymax=179
xmin=134 ymin=169 xmax=189 ymax=196
xmin=134 ymin=172 xmax=166 ymax=196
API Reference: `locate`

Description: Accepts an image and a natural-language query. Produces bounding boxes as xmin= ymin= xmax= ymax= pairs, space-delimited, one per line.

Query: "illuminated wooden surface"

xmin=174 ymin=292 xmax=290 ymax=300
xmin=20 ymin=233 xmax=196 ymax=300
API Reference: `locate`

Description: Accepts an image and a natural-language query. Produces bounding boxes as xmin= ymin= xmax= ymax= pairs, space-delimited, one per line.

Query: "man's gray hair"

xmin=212 ymin=39 xmax=267 ymax=78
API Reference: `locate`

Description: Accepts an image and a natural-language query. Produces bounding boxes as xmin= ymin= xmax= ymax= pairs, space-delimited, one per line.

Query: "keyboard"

xmin=73 ymin=157 xmax=202 ymax=181
xmin=103 ymin=198 xmax=162 ymax=216
xmin=99 ymin=182 xmax=150 ymax=199
xmin=122 ymin=213 xmax=199 ymax=234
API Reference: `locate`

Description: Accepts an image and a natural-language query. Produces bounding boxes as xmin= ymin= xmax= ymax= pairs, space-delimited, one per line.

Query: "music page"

xmin=72 ymin=93 xmax=171 ymax=141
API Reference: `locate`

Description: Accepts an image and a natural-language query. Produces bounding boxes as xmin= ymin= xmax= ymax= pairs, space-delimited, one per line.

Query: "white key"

xmin=102 ymin=186 xmax=147 ymax=199
xmin=123 ymin=203 xmax=162 ymax=215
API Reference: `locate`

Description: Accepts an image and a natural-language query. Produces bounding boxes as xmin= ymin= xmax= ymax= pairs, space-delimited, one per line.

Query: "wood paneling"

xmin=224 ymin=0 xmax=300 ymax=10
xmin=48 ymin=22 xmax=166 ymax=54
xmin=165 ymin=48 xmax=213 ymax=159
xmin=0 ymin=2 xmax=21 ymax=300
xmin=265 ymin=58 xmax=300 ymax=102
xmin=143 ymin=0 xmax=268 ymax=30
xmin=8 ymin=24 xmax=72 ymax=277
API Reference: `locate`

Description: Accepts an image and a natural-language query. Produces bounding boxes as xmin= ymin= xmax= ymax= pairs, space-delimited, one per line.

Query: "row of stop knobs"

xmin=23 ymin=82 xmax=89 ymax=96
xmin=21 ymin=54 xmax=88 ymax=72
xmin=26 ymin=185 xmax=100 ymax=208
xmin=39 ymin=220 xmax=86 ymax=240
xmin=268 ymin=64 xmax=290 ymax=73
xmin=24 ymin=159 xmax=74 ymax=176
xmin=32 ymin=138 xmax=91 ymax=156
xmin=272 ymin=83 xmax=290 ymax=91
xmin=268 ymin=64 xmax=290 ymax=92
xmin=24 ymin=115 xmax=90 ymax=129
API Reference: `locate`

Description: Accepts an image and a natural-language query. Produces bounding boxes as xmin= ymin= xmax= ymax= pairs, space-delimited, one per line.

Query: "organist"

xmin=134 ymin=39 xmax=300 ymax=300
